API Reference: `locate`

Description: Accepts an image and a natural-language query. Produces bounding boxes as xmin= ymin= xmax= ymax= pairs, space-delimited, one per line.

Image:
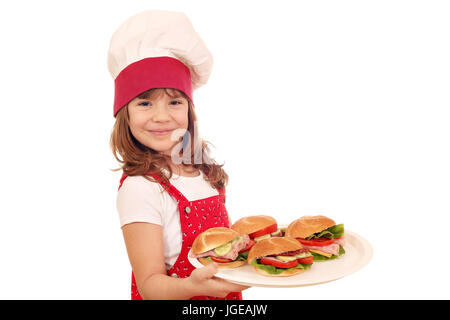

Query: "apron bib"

xmin=118 ymin=172 xmax=242 ymax=300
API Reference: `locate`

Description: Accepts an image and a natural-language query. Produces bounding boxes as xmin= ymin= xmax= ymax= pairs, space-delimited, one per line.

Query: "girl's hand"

xmin=187 ymin=262 xmax=251 ymax=298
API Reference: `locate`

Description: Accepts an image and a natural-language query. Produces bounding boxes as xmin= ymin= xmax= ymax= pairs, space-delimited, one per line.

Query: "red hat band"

xmin=113 ymin=56 xmax=193 ymax=117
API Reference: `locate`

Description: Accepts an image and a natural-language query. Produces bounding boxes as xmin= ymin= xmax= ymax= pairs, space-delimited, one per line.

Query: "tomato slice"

xmin=296 ymin=237 xmax=335 ymax=247
xmin=249 ymin=224 xmax=278 ymax=239
xmin=259 ymin=257 xmax=299 ymax=269
xmin=297 ymin=256 xmax=314 ymax=265
xmin=210 ymin=256 xmax=233 ymax=263
xmin=238 ymin=239 xmax=255 ymax=253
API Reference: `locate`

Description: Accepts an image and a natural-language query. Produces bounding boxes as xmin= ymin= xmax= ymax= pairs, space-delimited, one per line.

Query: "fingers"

xmin=236 ymin=284 xmax=251 ymax=291
xmin=189 ymin=263 xmax=252 ymax=298
xmin=226 ymin=283 xmax=251 ymax=292
xmin=196 ymin=262 xmax=218 ymax=280
xmin=213 ymin=277 xmax=252 ymax=292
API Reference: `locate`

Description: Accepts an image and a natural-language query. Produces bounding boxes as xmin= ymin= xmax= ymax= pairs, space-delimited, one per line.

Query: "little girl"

xmin=107 ymin=10 xmax=249 ymax=300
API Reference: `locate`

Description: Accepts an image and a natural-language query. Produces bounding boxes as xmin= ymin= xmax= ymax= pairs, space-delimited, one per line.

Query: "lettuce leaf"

xmin=237 ymin=251 xmax=249 ymax=261
xmin=306 ymin=224 xmax=345 ymax=240
xmin=250 ymin=259 xmax=312 ymax=275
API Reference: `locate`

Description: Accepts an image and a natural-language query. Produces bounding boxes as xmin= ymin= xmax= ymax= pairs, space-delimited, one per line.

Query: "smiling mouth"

xmin=149 ymin=129 xmax=173 ymax=136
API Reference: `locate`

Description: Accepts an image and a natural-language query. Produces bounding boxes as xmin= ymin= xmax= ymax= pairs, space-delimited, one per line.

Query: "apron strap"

xmin=145 ymin=172 xmax=188 ymax=203
xmin=118 ymin=172 xmax=128 ymax=190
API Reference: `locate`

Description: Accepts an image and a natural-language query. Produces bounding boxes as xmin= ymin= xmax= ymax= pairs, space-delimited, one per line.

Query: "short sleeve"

xmin=116 ymin=175 xmax=164 ymax=227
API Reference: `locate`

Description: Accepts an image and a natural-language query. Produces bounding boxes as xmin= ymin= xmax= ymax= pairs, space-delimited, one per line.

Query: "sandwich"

xmin=247 ymin=237 xmax=313 ymax=276
xmin=285 ymin=215 xmax=345 ymax=261
xmin=231 ymin=215 xmax=284 ymax=242
xmin=189 ymin=227 xmax=252 ymax=268
xmin=231 ymin=215 xmax=284 ymax=261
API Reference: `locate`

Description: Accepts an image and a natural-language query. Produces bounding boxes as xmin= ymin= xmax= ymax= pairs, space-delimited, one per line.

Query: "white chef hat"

xmin=107 ymin=10 xmax=213 ymax=116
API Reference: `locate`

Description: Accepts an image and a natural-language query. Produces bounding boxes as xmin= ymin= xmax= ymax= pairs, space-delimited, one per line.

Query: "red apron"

xmin=118 ymin=172 xmax=243 ymax=300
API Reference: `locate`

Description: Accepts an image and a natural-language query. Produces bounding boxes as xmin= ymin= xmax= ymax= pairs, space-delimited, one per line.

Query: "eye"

xmin=170 ymin=100 xmax=183 ymax=106
xmin=138 ymin=101 xmax=151 ymax=107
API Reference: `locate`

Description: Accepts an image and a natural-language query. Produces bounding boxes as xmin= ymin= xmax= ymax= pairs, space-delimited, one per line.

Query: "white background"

xmin=0 ymin=0 xmax=449 ymax=299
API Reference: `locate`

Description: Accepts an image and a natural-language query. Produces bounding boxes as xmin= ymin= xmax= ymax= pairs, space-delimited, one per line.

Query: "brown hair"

xmin=110 ymin=88 xmax=228 ymax=190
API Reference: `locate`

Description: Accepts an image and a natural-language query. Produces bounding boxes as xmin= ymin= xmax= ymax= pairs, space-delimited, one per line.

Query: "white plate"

xmin=187 ymin=230 xmax=373 ymax=287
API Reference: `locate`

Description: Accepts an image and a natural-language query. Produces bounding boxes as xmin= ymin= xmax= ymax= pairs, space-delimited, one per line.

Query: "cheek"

xmin=173 ymin=109 xmax=189 ymax=128
xmin=128 ymin=113 xmax=148 ymax=137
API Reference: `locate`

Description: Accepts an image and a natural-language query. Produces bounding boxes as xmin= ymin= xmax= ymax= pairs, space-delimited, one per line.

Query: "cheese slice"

xmin=254 ymin=234 xmax=271 ymax=242
xmin=309 ymin=249 xmax=332 ymax=258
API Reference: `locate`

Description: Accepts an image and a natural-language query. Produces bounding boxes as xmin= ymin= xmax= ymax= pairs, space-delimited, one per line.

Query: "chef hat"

xmin=107 ymin=10 xmax=213 ymax=117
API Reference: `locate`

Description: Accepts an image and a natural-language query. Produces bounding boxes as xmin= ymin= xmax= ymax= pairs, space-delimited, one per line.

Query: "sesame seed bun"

xmin=247 ymin=237 xmax=304 ymax=263
xmin=285 ymin=215 xmax=336 ymax=239
xmin=231 ymin=215 xmax=277 ymax=235
xmin=191 ymin=227 xmax=240 ymax=254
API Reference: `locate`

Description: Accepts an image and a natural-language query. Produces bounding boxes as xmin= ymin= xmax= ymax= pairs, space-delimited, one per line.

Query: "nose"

xmin=151 ymin=102 xmax=171 ymax=122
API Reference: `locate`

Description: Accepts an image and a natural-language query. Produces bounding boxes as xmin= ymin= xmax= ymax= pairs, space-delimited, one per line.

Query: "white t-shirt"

xmin=116 ymin=169 xmax=219 ymax=270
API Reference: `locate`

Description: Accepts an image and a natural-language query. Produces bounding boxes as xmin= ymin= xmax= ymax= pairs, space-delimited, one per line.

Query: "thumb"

xmin=198 ymin=262 xmax=218 ymax=280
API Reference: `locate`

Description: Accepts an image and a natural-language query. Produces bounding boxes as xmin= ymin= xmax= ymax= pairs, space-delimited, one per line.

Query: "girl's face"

xmin=127 ymin=90 xmax=189 ymax=156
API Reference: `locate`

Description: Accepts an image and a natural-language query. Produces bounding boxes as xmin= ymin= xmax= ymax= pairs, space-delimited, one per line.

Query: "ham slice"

xmin=302 ymin=243 xmax=340 ymax=256
xmin=301 ymin=236 xmax=345 ymax=256
xmin=190 ymin=234 xmax=250 ymax=260
xmin=334 ymin=235 xmax=346 ymax=247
